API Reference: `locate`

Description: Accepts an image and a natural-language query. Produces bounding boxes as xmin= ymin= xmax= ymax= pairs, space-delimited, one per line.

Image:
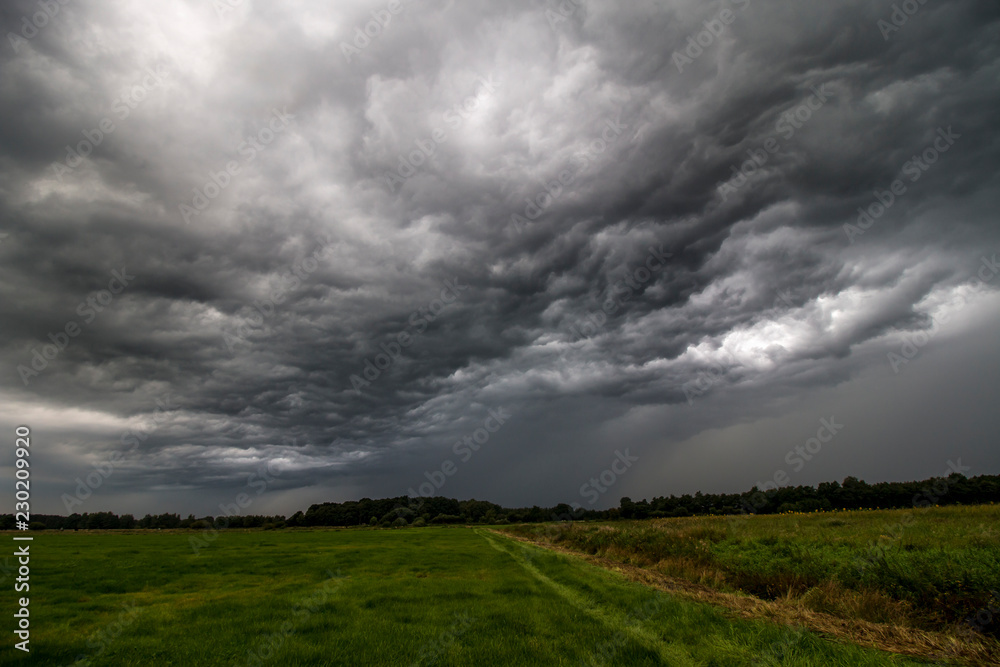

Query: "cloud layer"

xmin=1 ymin=0 xmax=999 ymax=515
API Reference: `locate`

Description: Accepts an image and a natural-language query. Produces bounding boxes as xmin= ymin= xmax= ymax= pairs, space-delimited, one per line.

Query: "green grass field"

xmin=500 ymin=505 xmax=1000 ymax=664
xmin=500 ymin=505 xmax=1000 ymax=630
xmin=0 ymin=525 xmax=940 ymax=666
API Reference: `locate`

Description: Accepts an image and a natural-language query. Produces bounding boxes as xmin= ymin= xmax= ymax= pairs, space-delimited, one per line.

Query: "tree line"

xmin=0 ymin=512 xmax=288 ymax=531
xmin=2 ymin=472 xmax=998 ymax=530
xmin=620 ymin=472 xmax=999 ymax=518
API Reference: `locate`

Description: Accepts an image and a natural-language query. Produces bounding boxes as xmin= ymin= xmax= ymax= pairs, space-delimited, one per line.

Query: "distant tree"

xmin=620 ymin=497 xmax=635 ymax=519
xmin=153 ymin=513 xmax=181 ymax=529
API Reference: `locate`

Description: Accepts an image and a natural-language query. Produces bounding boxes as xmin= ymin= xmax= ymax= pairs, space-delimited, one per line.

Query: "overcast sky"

xmin=2 ymin=0 xmax=999 ymax=517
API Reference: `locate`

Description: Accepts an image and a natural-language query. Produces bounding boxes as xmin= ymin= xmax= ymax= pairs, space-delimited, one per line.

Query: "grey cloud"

xmin=1 ymin=0 xmax=998 ymax=515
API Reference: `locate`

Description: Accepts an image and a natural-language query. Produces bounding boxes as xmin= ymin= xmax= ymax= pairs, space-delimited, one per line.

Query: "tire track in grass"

xmin=475 ymin=529 xmax=695 ymax=666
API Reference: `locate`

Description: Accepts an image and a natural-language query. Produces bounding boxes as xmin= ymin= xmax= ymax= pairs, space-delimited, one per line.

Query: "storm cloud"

xmin=1 ymin=0 xmax=998 ymax=516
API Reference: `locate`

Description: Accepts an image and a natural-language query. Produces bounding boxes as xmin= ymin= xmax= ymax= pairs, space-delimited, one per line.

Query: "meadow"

xmin=500 ymin=504 xmax=1000 ymax=665
xmin=0 ymin=524 xmax=954 ymax=666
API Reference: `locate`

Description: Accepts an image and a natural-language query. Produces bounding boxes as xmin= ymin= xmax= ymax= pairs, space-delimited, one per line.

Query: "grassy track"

xmin=0 ymin=526 xmax=936 ymax=666
xmin=499 ymin=505 xmax=1000 ymax=664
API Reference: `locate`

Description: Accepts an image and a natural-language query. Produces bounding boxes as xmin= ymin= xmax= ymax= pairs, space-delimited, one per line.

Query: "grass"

xmin=499 ymin=504 xmax=1000 ymax=664
xmin=0 ymin=525 xmax=939 ymax=666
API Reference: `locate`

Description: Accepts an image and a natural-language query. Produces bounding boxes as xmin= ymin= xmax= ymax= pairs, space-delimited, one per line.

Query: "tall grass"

xmin=500 ymin=505 xmax=1000 ymax=635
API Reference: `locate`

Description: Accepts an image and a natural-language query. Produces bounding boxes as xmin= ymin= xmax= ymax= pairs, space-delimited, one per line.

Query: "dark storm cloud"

xmin=1 ymin=0 xmax=998 ymax=515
